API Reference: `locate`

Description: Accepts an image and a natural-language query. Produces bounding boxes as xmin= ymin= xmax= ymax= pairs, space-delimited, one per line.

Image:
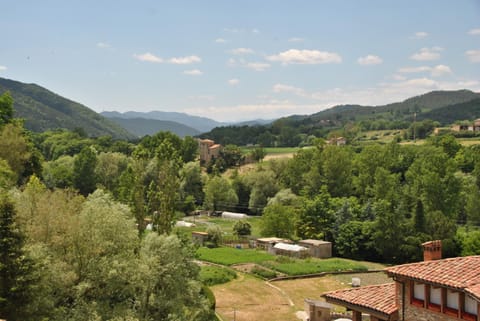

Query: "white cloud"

xmin=466 ymin=50 xmax=480 ymax=63
xmin=357 ymin=55 xmax=383 ymax=65
xmin=228 ymin=78 xmax=240 ymax=86
xmin=133 ymin=52 xmax=163 ymax=63
xmin=398 ymin=66 xmax=431 ymax=73
xmin=245 ymin=62 xmax=270 ymax=71
xmin=412 ymin=31 xmax=429 ymax=39
xmin=96 ymin=42 xmax=112 ymax=49
xmin=267 ymin=49 xmax=342 ymax=65
xmin=183 ymin=69 xmax=203 ymax=76
xmin=252 ymin=28 xmax=260 ymax=34
xmin=188 ymin=95 xmax=215 ymax=101
xmin=431 ymin=65 xmax=452 ymax=77
xmin=410 ymin=47 xmax=442 ymax=61
xmin=398 ymin=65 xmax=451 ymax=77
xmin=273 ymin=84 xmax=307 ymax=96
xmin=230 ymin=48 xmax=254 ymax=55
xmin=288 ymin=37 xmax=305 ymax=42
xmin=392 ymin=74 xmax=407 ymax=81
xmin=168 ymin=55 xmax=201 ymax=64
xmin=0 ymin=65 xmax=6 ymax=71
xmin=468 ymin=28 xmax=480 ymax=35
xmin=215 ymin=38 xmax=227 ymax=43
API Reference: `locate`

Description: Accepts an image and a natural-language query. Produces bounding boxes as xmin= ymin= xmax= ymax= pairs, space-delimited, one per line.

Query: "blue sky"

xmin=1 ymin=0 xmax=479 ymax=121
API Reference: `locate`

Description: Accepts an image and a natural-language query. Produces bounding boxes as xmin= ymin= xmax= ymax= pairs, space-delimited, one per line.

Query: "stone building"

xmin=323 ymin=241 xmax=480 ymax=321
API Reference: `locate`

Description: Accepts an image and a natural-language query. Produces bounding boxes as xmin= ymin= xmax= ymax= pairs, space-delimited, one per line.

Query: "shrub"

xmin=251 ymin=267 xmax=277 ymax=279
xmin=200 ymin=265 xmax=237 ymax=286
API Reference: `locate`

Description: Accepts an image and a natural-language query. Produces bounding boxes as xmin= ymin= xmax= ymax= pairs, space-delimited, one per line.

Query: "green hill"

xmin=0 ymin=77 xmax=135 ymax=140
xmin=418 ymin=98 xmax=480 ymax=125
xmin=304 ymin=90 xmax=480 ymax=125
xmin=108 ymin=117 xmax=200 ymax=138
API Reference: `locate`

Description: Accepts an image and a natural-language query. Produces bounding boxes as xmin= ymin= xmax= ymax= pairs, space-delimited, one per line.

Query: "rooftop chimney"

xmin=422 ymin=240 xmax=442 ymax=261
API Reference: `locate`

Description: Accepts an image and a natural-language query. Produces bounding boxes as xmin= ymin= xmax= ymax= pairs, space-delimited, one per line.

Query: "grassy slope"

xmin=0 ymin=77 xmax=134 ymax=139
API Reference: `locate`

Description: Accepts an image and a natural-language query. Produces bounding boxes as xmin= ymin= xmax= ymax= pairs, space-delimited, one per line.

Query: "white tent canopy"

xmin=221 ymin=211 xmax=248 ymax=219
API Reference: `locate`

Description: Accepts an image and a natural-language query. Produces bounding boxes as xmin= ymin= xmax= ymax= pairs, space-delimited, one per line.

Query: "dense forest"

xmin=1 ymin=90 xmax=480 ymax=320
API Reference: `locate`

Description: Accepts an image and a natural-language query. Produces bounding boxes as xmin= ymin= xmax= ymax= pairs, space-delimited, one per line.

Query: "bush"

xmin=200 ymin=265 xmax=237 ymax=286
xmin=251 ymin=266 xmax=277 ymax=279
xmin=201 ymin=285 xmax=216 ymax=309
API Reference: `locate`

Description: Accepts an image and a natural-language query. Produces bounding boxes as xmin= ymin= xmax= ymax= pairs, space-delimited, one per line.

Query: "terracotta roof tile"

xmin=323 ymin=283 xmax=397 ymax=316
xmin=385 ymin=256 xmax=480 ymax=290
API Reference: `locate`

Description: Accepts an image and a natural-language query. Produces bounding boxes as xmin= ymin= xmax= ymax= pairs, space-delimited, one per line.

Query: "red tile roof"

xmin=385 ymin=256 xmax=480 ymax=292
xmin=323 ymin=283 xmax=397 ymax=317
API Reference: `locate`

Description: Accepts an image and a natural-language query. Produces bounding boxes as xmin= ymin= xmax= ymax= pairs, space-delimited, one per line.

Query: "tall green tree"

xmin=0 ymin=194 xmax=38 ymax=321
xmin=73 ymin=146 xmax=98 ymax=196
xmin=0 ymin=91 xmax=14 ymax=126
xmin=296 ymin=187 xmax=335 ymax=240
xmin=260 ymin=203 xmax=296 ymax=239
xmin=204 ymin=176 xmax=238 ymax=212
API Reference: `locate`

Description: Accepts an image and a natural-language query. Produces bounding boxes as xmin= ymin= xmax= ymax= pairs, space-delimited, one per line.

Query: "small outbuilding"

xmin=256 ymin=237 xmax=290 ymax=252
xmin=273 ymin=242 xmax=309 ymax=258
xmin=298 ymin=239 xmax=332 ymax=258
xmin=192 ymin=231 xmax=209 ymax=245
xmin=304 ymin=299 xmax=333 ymax=321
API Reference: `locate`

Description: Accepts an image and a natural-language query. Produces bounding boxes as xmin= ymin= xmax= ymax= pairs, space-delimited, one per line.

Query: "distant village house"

xmin=199 ymin=139 xmax=222 ymax=164
xmin=451 ymin=119 xmax=480 ymax=133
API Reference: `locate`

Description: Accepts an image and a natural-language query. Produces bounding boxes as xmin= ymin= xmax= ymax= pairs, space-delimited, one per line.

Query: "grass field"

xmin=262 ymin=257 xmax=368 ymax=276
xmin=240 ymin=146 xmax=300 ymax=155
xmin=199 ymin=265 xmax=237 ymax=286
xmin=197 ymin=247 xmax=275 ymax=265
xmin=212 ymin=271 xmax=389 ymax=321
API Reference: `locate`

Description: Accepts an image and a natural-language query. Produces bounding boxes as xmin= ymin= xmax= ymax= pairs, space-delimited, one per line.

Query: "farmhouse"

xmin=451 ymin=119 xmax=480 ymax=133
xmin=199 ymin=139 xmax=221 ymax=164
xmin=298 ymin=239 xmax=332 ymax=258
xmin=322 ymin=240 xmax=480 ymax=321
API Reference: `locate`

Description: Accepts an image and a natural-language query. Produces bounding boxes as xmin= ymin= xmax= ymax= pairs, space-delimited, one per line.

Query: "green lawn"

xmin=197 ymin=247 xmax=275 ymax=265
xmin=199 ymin=265 xmax=237 ymax=286
xmin=261 ymin=257 xmax=368 ymax=276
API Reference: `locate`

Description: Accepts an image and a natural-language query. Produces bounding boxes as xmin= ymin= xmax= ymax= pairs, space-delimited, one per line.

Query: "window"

xmin=411 ymin=282 xmax=425 ymax=306
xmin=429 ymin=286 xmax=441 ymax=311
xmin=446 ymin=290 xmax=459 ymax=310
xmin=465 ymin=295 xmax=478 ymax=316
xmin=444 ymin=289 xmax=459 ymax=317
xmin=414 ymin=282 xmax=425 ymax=300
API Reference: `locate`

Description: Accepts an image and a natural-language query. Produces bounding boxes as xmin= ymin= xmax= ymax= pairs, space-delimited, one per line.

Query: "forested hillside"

xmin=102 ymin=110 xmax=225 ymax=133
xmin=0 ymin=77 xmax=135 ymax=140
xmin=199 ymin=90 xmax=480 ymax=146
xmin=107 ymin=116 xmax=201 ymax=137
xmin=418 ymin=98 xmax=480 ymax=124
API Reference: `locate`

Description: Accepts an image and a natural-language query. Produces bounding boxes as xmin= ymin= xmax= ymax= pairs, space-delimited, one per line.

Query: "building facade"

xmin=323 ymin=241 xmax=480 ymax=321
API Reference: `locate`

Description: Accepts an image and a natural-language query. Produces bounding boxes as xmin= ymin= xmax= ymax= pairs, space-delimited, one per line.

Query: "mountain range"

xmin=1 ymin=76 xmax=479 ymax=141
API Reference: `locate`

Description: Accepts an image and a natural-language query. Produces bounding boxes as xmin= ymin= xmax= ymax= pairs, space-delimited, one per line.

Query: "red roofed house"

xmin=323 ymin=241 xmax=480 ymax=321
xmin=199 ymin=139 xmax=222 ymax=165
